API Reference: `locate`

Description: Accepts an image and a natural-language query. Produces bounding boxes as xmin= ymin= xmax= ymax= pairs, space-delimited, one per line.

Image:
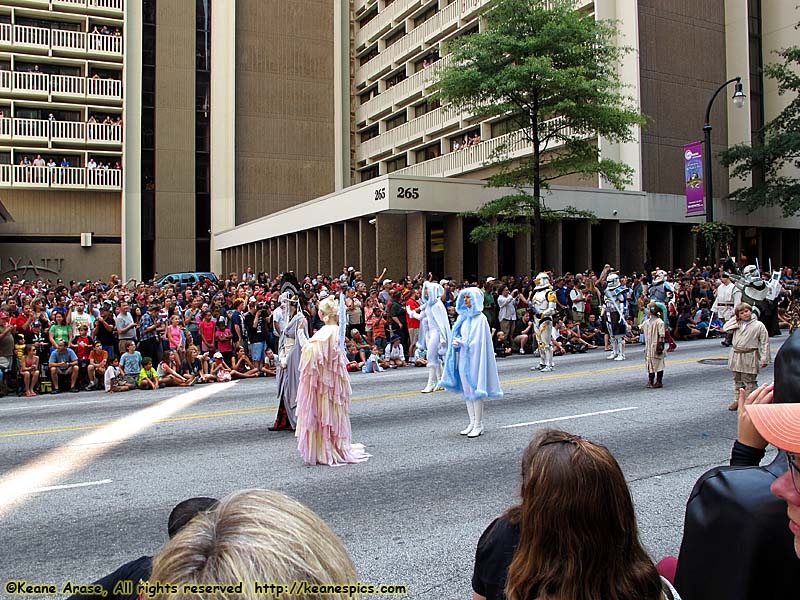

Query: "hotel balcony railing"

xmin=0 ymin=165 xmax=121 ymax=189
xmin=1 ymin=71 xmax=123 ymax=102
xmin=356 ymin=54 xmax=451 ymax=123
xmin=0 ymin=23 xmax=122 ymax=58
xmin=0 ymin=117 xmax=122 ymax=145
xmin=357 ymin=104 xmax=462 ymax=162
xmin=356 ymin=0 xmax=490 ymax=84
xmin=394 ymin=118 xmax=573 ymax=177
xmin=356 ymin=0 xmax=415 ymax=49
xmin=51 ymin=0 xmax=124 ymax=15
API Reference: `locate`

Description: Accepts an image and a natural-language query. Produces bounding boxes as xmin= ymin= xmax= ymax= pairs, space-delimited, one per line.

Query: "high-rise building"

xmin=215 ymin=0 xmax=800 ymax=281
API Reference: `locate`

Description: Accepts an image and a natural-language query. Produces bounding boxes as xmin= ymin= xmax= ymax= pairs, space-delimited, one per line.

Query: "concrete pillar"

xmin=444 ymin=215 xmax=463 ymax=282
xmin=269 ymin=239 xmax=277 ymax=276
xmin=331 ymin=224 xmax=345 ymax=273
xmin=515 ymin=230 xmax=532 ymax=277
xmin=307 ymin=230 xmax=319 ymax=275
xmin=406 ymin=212 xmax=427 ymax=277
xmin=600 ymin=221 xmax=621 ymax=269
xmin=478 ymin=238 xmax=498 ymax=279
xmin=376 ymin=213 xmax=408 ymax=280
xmin=648 ymin=223 xmax=672 ymax=271
xmin=359 ymin=218 xmax=377 ymax=279
xmin=674 ymin=225 xmax=694 ymax=270
xmin=763 ymin=228 xmax=782 ymax=269
xmin=620 ymin=222 xmax=647 ymax=275
xmin=574 ymin=221 xmax=592 ymax=273
xmin=543 ymin=221 xmax=562 ymax=275
xmin=344 ymin=220 xmax=360 ymax=270
xmin=260 ymin=241 xmax=268 ymax=275
xmin=318 ymin=227 xmax=332 ymax=275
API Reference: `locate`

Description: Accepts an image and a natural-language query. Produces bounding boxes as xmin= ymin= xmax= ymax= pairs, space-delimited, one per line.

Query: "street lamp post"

xmin=703 ymin=76 xmax=746 ymax=222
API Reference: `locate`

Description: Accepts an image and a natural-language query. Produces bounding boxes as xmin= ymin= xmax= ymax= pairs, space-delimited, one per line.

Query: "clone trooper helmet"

xmin=652 ymin=269 xmax=667 ymax=285
xmin=606 ymin=273 xmax=621 ymax=289
xmin=742 ymin=265 xmax=759 ymax=281
xmin=534 ymin=272 xmax=551 ymax=290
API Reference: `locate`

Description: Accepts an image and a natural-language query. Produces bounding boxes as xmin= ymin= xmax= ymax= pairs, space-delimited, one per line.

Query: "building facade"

xmin=215 ymin=0 xmax=800 ymax=281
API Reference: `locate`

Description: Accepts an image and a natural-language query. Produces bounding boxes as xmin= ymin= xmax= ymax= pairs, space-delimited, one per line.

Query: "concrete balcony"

xmin=356 ymin=54 xmax=450 ymax=123
xmin=357 ymin=104 xmax=462 ymax=161
xmin=12 ymin=71 xmax=49 ymax=99
xmin=87 ymin=32 xmax=122 ymax=57
xmin=87 ymin=76 xmax=122 ymax=102
xmin=51 ymin=28 xmax=87 ymax=55
xmin=87 ymin=0 xmax=124 ymax=16
xmin=0 ymin=70 xmax=11 ymax=93
xmin=13 ymin=117 xmax=50 ymax=143
xmin=0 ymin=165 xmax=121 ymax=190
xmin=0 ymin=23 xmax=11 ymax=48
xmin=51 ymin=119 xmax=86 ymax=143
xmin=0 ymin=117 xmax=10 ymax=142
xmin=51 ymin=0 xmax=91 ymax=12
xmin=50 ymin=73 xmax=87 ymax=100
xmin=86 ymin=121 xmax=122 ymax=144
xmin=13 ymin=24 xmax=50 ymax=53
xmin=356 ymin=0 xmax=490 ymax=84
xmin=356 ymin=0 xmax=417 ymax=49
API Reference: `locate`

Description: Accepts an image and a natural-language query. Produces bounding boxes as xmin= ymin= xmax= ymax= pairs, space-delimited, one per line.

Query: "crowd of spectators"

xmin=1 ymin=260 xmax=798 ymax=397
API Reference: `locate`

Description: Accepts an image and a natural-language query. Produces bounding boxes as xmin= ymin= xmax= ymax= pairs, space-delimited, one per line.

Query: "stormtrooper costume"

xmin=601 ymin=273 xmax=630 ymax=361
xmin=713 ymin=275 xmax=741 ymax=346
xmin=407 ymin=281 xmax=452 ymax=393
xmin=647 ymin=270 xmax=677 ymax=351
xmin=727 ymin=265 xmax=770 ymax=320
xmin=530 ymin=272 xmax=557 ymax=372
xmin=441 ymin=287 xmax=503 ymax=438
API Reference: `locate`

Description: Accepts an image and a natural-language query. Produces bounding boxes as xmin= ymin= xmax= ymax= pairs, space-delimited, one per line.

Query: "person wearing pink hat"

xmin=748 ymin=401 xmax=800 ymax=558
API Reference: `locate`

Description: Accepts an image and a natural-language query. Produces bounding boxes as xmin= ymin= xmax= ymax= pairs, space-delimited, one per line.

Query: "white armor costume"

xmin=531 ymin=272 xmax=557 ymax=372
xmin=712 ymin=280 xmax=741 ymax=322
xmin=602 ymin=273 xmax=630 ymax=361
xmin=407 ymin=281 xmax=452 ymax=393
xmin=727 ymin=265 xmax=770 ymax=317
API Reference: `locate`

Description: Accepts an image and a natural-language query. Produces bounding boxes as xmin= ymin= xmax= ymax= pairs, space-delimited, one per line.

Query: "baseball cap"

xmin=213 ymin=351 xmax=223 ymax=359
xmin=486 ymin=276 xmax=496 ymax=283
xmin=382 ymin=279 xmax=392 ymax=285
xmin=748 ymin=403 xmax=800 ymax=454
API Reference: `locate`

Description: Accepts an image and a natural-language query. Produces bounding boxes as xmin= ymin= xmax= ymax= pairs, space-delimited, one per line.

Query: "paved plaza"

xmin=0 ymin=337 xmax=784 ymax=598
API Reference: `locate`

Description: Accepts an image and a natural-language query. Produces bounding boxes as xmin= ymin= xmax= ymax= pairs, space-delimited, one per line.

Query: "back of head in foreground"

xmin=148 ymin=489 xmax=357 ymax=600
xmin=505 ymin=429 xmax=662 ymax=600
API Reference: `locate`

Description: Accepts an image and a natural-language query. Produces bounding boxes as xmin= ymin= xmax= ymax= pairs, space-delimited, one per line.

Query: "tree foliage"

xmin=435 ymin=0 xmax=646 ymax=270
xmin=720 ymin=37 xmax=800 ymax=216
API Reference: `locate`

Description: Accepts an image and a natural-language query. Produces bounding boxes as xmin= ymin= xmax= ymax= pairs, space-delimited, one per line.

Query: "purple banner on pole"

xmin=684 ymin=141 xmax=705 ymax=214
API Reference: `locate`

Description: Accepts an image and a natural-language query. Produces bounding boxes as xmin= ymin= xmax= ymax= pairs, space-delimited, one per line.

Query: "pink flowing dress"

xmin=295 ymin=324 xmax=370 ymax=466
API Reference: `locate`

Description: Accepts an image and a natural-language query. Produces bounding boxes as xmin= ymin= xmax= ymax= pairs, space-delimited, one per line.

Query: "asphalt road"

xmin=0 ymin=336 xmax=785 ymax=599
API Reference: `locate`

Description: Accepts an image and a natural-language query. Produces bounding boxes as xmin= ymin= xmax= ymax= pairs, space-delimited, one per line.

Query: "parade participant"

xmin=713 ymin=272 xmax=741 ymax=346
xmin=647 ymin=269 xmax=677 ymax=351
xmin=726 ymin=263 xmax=771 ymax=321
xmin=406 ymin=280 xmax=451 ymax=393
xmin=441 ymin=287 xmax=503 ymax=438
xmin=724 ymin=302 xmax=770 ymax=411
xmin=530 ymin=272 xmax=557 ymax=372
xmin=641 ymin=303 xmax=666 ymax=388
xmin=601 ymin=272 xmax=630 ymax=361
xmin=295 ymin=295 xmax=369 ymax=466
xmin=270 ymin=292 xmax=307 ymax=432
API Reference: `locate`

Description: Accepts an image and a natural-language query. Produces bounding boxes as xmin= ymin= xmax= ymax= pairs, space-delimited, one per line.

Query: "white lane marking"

xmin=0 ymin=381 xmax=237 ymax=518
xmin=30 ymin=479 xmax=112 ymax=493
xmin=501 ymin=406 xmax=639 ymax=429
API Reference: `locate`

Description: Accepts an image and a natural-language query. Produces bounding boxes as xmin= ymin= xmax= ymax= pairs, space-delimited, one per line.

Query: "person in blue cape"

xmin=441 ymin=287 xmax=503 ymax=438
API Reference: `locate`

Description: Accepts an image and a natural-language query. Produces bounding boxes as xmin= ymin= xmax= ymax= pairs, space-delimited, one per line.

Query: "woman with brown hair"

xmin=472 ymin=429 xmax=680 ymax=600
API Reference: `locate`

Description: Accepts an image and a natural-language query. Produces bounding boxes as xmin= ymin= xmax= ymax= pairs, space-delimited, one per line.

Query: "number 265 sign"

xmin=374 ymin=186 xmax=421 ymax=201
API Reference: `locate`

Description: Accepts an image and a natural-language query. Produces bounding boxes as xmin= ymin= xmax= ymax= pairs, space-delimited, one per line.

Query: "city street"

xmin=0 ymin=336 xmax=784 ymax=598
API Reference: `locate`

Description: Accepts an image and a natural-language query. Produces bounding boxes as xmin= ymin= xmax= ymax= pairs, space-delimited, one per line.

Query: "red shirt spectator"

xmin=405 ymin=297 xmax=420 ymax=330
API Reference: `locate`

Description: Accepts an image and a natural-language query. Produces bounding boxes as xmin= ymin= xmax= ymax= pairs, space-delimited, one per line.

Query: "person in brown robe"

xmin=723 ymin=302 xmax=770 ymax=411
xmin=641 ymin=302 xmax=666 ymax=388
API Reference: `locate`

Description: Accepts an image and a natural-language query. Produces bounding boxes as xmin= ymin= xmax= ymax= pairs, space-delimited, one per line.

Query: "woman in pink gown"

xmin=295 ymin=295 xmax=370 ymax=466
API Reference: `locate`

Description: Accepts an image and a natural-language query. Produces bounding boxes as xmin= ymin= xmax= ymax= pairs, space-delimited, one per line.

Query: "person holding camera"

xmin=244 ymin=298 xmax=269 ymax=374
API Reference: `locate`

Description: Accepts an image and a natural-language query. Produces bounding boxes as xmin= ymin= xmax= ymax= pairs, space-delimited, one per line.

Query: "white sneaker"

xmin=519 ymin=348 xmax=525 ymax=355
xmin=614 ymin=355 xmax=625 ymax=361
xmin=607 ymin=353 xmax=617 ymax=360
xmin=540 ymin=365 xmax=553 ymax=372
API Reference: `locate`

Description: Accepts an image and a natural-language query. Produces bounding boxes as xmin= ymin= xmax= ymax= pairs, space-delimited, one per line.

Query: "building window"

xmin=360 ymin=125 xmax=379 ymax=142
xmin=414 ymin=6 xmax=437 ymax=28
xmin=385 ymin=154 xmax=407 ymax=173
xmin=195 ymin=0 xmax=211 ymax=270
xmin=416 ymin=143 xmax=441 ymax=163
xmin=415 ymin=99 xmax=440 ymax=117
xmin=385 ymin=25 xmax=405 ymax=47
xmin=360 ymin=165 xmax=380 ymax=182
xmin=386 ymin=110 xmax=407 ymax=131
xmin=359 ymin=46 xmax=379 ymax=66
xmin=385 ymin=69 xmax=406 ymax=88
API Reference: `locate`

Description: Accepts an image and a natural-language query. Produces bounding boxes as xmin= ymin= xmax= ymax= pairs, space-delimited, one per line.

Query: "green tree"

xmin=720 ymin=38 xmax=800 ymax=216
xmin=435 ymin=0 xmax=646 ymax=272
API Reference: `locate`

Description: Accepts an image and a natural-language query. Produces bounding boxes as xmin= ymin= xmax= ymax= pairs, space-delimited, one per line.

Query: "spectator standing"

xmin=405 ymin=287 xmax=421 ymax=357
xmin=119 ymin=341 xmax=142 ymax=387
xmin=138 ymin=305 xmax=163 ymax=364
xmin=497 ymin=286 xmax=518 ymax=340
xmin=482 ymin=277 xmax=497 ymax=328
xmin=93 ymin=304 xmax=116 ymax=360
xmin=244 ymin=300 xmax=268 ymax=372
xmin=114 ymin=301 xmax=137 ymax=356
xmin=570 ymin=280 xmax=586 ymax=323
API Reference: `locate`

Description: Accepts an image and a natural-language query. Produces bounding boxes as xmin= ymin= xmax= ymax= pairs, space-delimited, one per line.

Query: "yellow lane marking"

xmin=0 ymin=355 xmax=727 ymax=440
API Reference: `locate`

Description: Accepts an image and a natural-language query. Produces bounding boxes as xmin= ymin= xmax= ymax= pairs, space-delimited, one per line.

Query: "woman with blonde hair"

xmin=473 ymin=429 xmax=680 ymax=600
xmin=148 ymin=489 xmax=358 ymax=600
xmin=295 ymin=295 xmax=369 ymax=465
